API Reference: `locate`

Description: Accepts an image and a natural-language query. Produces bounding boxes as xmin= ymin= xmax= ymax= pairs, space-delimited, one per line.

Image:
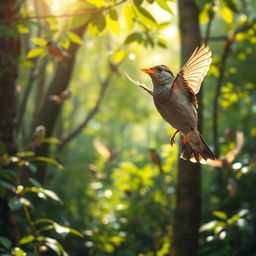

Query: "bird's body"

xmin=127 ymin=44 xmax=216 ymax=163
xmin=153 ymin=82 xmax=197 ymax=135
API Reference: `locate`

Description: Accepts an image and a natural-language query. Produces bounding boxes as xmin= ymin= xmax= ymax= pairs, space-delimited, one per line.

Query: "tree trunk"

xmin=34 ymin=25 xmax=87 ymax=184
xmin=0 ymin=0 xmax=20 ymax=241
xmin=172 ymin=0 xmax=202 ymax=256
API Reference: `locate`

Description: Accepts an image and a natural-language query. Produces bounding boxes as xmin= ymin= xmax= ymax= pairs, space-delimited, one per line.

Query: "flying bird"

xmin=126 ymin=44 xmax=215 ymax=163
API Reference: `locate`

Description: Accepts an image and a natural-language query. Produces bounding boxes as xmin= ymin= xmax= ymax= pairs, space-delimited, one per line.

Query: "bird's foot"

xmin=170 ymin=130 xmax=180 ymax=146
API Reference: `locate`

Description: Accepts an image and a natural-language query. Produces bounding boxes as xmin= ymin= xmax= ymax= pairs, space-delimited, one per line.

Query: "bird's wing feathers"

xmin=179 ymin=44 xmax=212 ymax=95
xmin=174 ymin=74 xmax=198 ymax=108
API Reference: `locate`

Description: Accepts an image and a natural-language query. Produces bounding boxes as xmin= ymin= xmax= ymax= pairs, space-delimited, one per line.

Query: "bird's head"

xmin=141 ymin=65 xmax=174 ymax=87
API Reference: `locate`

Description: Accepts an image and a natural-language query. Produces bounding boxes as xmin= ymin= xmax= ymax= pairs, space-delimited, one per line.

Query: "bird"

xmin=29 ymin=125 xmax=46 ymax=149
xmin=49 ymin=89 xmax=72 ymax=104
xmin=47 ymin=41 xmax=69 ymax=63
xmin=126 ymin=44 xmax=215 ymax=163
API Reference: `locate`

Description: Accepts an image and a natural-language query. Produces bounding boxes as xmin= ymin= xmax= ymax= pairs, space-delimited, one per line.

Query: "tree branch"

xmin=58 ymin=74 xmax=113 ymax=150
xmin=212 ymin=22 xmax=253 ymax=158
xmin=1 ymin=0 xmax=126 ymax=24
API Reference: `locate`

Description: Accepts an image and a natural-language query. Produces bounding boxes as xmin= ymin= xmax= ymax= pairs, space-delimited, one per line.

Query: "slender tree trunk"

xmin=34 ymin=25 xmax=87 ymax=184
xmin=0 ymin=0 xmax=20 ymax=241
xmin=172 ymin=0 xmax=202 ymax=256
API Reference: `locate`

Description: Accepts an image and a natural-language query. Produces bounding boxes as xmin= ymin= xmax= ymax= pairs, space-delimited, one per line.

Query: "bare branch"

xmin=58 ymin=74 xmax=113 ymax=150
xmin=212 ymin=22 xmax=253 ymax=158
xmin=1 ymin=0 xmax=126 ymax=24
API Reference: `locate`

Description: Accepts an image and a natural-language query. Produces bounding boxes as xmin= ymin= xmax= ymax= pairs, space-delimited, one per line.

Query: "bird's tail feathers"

xmin=180 ymin=130 xmax=215 ymax=164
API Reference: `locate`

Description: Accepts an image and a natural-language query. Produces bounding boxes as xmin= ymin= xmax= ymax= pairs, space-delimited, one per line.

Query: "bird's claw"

xmin=170 ymin=130 xmax=180 ymax=147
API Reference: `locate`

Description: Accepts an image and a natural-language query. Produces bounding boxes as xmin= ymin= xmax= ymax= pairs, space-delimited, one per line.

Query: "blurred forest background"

xmin=0 ymin=0 xmax=256 ymax=255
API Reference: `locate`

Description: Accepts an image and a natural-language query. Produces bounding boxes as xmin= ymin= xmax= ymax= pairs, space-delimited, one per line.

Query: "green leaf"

xmin=199 ymin=3 xmax=211 ymax=24
xmin=68 ymin=1 xmax=93 ymax=29
xmin=16 ymin=151 xmax=35 ymax=158
xmin=0 ymin=236 xmax=11 ymax=249
xmin=106 ymin=9 xmax=121 ymax=35
xmin=43 ymin=137 xmax=61 ymax=145
xmin=0 ymin=180 xmax=15 ymax=191
xmin=155 ymin=0 xmax=173 ymax=14
xmin=0 ymin=142 xmax=6 ymax=154
xmin=69 ymin=15 xmax=91 ymax=30
xmin=212 ymin=211 xmax=228 ymax=220
xmin=27 ymin=163 xmax=37 ymax=173
xmin=87 ymin=0 xmax=105 ymax=7
xmin=227 ymin=214 xmax=240 ymax=225
xmin=16 ymin=24 xmax=29 ymax=34
xmin=199 ymin=220 xmax=218 ymax=232
xmin=44 ymin=237 xmax=67 ymax=256
xmin=29 ymin=178 xmax=42 ymax=188
xmin=89 ymin=12 xmax=106 ymax=37
xmin=33 ymin=156 xmax=63 ymax=169
xmin=158 ymin=22 xmax=171 ymax=30
xmin=31 ymin=37 xmax=48 ymax=47
xmin=19 ymin=235 xmax=34 ymax=245
xmin=133 ymin=0 xmax=143 ymax=6
xmin=27 ymin=47 xmax=46 ymax=59
xmin=67 ymin=227 xmax=84 ymax=238
xmin=67 ymin=31 xmax=83 ymax=45
xmin=53 ymin=223 xmax=70 ymax=237
xmin=219 ymin=6 xmax=233 ymax=24
xmin=157 ymin=38 xmax=168 ymax=48
xmin=110 ymin=50 xmax=126 ymax=64
xmin=60 ymin=38 xmax=70 ymax=50
xmin=28 ymin=187 xmax=62 ymax=203
xmin=41 ymin=189 xmax=62 ymax=203
xmin=223 ymin=0 xmax=239 ymax=12
xmin=20 ymin=197 xmax=31 ymax=207
xmin=123 ymin=3 xmax=135 ymax=31
xmin=8 ymin=197 xmax=22 ymax=211
xmin=12 ymin=247 xmax=26 ymax=256
xmin=19 ymin=59 xmax=34 ymax=68
xmin=34 ymin=218 xmax=55 ymax=224
xmin=133 ymin=5 xmax=158 ymax=27
xmin=124 ymin=32 xmax=143 ymax=44
xmin=46 ymin=17 xmax=58 ymax=30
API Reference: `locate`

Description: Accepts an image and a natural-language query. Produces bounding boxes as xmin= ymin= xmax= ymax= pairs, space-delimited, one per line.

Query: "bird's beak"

xmin=141 ymin=68 xmax=156 ymax=74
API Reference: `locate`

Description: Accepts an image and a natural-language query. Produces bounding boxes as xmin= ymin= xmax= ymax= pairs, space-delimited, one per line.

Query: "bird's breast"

xmin=153 ymin=88 xmax=197 ymax=134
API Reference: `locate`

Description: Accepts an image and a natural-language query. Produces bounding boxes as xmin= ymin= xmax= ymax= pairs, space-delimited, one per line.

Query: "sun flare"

xmin=50 ymin=0 xmax=76 ymax=11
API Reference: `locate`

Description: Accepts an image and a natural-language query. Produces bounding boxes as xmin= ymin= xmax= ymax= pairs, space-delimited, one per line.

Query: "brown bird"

xmin=49 ymin=89 xmax=72 ymax=104
xmin=47 ymin=41 xmax=69 ymax=63
xmin=126 ymin=44 xmax=215 ymax=163
xmin=29 ymin=125 xmax=46 ymax=149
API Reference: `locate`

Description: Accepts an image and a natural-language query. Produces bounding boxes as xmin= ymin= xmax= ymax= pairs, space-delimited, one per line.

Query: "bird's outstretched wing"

xmin=125 ymin=72 xmax=153 ymax=96
xmin=178 ymin=44 xmax=212 ymax=94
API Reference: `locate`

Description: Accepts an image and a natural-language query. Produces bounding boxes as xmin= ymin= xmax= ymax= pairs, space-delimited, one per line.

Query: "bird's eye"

xmin=158 ymin=68 xmax=163 ymax=72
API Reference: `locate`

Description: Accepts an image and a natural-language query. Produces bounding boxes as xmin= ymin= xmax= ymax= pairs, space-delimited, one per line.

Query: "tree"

xmin=172 ymin=0 xmax=202 ymax=255
xmin=0 ymin=0 xmax=20 ymax=242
